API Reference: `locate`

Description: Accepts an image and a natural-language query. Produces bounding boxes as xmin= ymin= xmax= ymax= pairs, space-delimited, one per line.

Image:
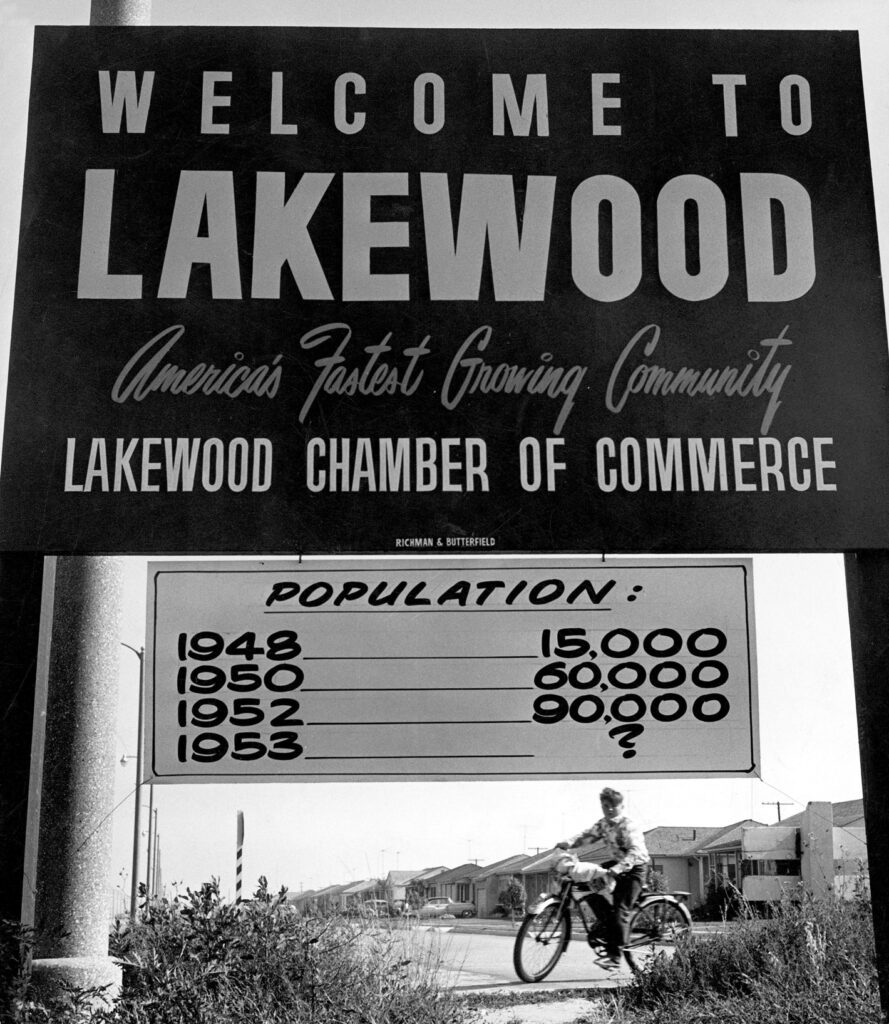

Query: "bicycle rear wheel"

xmin=624 ymin=898 xmax=692 ymax=970
xmin=513 ymin=904 xmax=570 ymax=982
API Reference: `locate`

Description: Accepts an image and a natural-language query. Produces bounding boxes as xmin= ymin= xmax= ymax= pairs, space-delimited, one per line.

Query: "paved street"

xmin=390 ymin=925 xmax=633 ymax=991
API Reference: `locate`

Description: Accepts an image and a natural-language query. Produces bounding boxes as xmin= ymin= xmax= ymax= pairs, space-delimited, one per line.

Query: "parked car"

xmin=418 ymin=896 xmax=476 ymax=918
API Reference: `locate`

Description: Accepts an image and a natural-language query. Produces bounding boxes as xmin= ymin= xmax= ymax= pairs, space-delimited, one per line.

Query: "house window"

xmin=712 ymin=852 xmax=738 ymax=883
xmin=744 ymin=860 xmax=801 ymax=877
xmin=775 ymin=859 xmax=801 ymax=876
xmin=456 ymin=884 xmax=469 ymax=902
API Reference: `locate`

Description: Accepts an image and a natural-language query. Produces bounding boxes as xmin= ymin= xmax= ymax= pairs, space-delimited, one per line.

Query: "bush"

xmin=497 ymin=881 xmax=527 ymax=922
xmin=0 ymin=921 xmax=30 ymax=1024
xmin=647 ymin=871 xmax=669 ymax=895
xmin=611 ymin=885 xmax=881 ymax=1024
xmin=6 ymin=879 xmax=478 ymax=1024
xmin=693 ymin=875 xmax=748 ymax=921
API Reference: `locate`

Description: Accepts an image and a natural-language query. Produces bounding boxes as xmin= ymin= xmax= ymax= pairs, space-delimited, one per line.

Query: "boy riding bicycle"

xmin=558 ymin=787 xmax=650 ymax=968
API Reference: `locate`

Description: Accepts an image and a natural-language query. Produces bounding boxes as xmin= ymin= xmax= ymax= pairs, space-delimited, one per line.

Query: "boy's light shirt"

xmin=570 ymin=813 xmax=651 ymax=873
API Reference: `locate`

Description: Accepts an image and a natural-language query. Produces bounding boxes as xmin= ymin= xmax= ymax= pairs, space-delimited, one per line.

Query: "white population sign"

xmin=145 ymin=558 xmax=759 ymax=782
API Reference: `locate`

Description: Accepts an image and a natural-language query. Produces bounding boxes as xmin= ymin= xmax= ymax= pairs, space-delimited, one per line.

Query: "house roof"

xmin=425 ymin=862 xmax=487 ymax=884
xmin=385 ymin=867 xmax=448 ymax=886
xmin=475 ymin=854 xmax=532 ymax=880
xmin=340 ymin=879 xmax=380 ymax=896
xmin=308 ymin=882 xmax=354 ymax=899
xmin=644 ymin=826 xmax=724 ymax=857
xmin=521 ymin=847 xmax=569 ymax=873
xmin=386 ymin=870 xmax=423 ymax=886
xmin=414 ymin=865 xmax=450 ymax=881
xmin=284 ymin=889 xmax=317 ymax=903
xmin=779 ymin=799 xmax=865 ymax=829
xmin=697 ymin=820 xmax=765 ymax=853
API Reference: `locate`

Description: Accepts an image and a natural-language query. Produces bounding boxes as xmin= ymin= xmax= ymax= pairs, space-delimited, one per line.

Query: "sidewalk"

xmin=473 ymin=996 xmax=613 ymax=1024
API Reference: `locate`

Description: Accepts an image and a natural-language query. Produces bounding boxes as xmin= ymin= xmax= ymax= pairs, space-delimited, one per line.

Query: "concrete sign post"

xmin=21 ymin=0 xmax=145 ymax=1007
xmin=145 ymin=558 xmax=758 ymax=783
xmin=28 ymin=557 xmax=124 ymax=1001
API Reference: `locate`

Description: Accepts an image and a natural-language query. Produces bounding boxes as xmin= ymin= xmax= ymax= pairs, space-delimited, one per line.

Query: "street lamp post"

xmin=148 ymin=807 xmax=158 ymax=898
xmin=121 ymin=642 xmax=144 ymax=922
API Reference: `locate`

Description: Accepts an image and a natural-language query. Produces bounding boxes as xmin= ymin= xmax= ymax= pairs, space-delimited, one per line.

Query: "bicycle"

xmin=512 ymin=867 xmax=693 ymax=982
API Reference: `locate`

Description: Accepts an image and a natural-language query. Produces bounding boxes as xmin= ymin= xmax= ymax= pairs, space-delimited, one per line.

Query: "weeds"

xmin=6 ymin=879 xmax=884 ymax=1024
xmin=6 ymin=879 xmax=477 ymax=1024
xmin=606 ymin=885 xmax=881 ymax=1024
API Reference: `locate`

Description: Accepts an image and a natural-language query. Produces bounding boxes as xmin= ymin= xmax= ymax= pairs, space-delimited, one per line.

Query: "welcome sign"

xmin=2 ymin=27 xmax=888 ymax=552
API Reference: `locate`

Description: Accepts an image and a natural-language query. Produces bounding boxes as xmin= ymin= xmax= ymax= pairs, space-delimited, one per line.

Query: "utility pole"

xmin=762 ymin=801 xmax=794 ymax=822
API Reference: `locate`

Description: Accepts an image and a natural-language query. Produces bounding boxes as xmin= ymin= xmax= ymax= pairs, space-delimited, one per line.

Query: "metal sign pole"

xmin=121 ymin=644 xmax=145 ymax=922
xmin=844 ymin=550 xmax=889 ymax=1017
xmin=236 ymin=811 xmax=245 ymax=901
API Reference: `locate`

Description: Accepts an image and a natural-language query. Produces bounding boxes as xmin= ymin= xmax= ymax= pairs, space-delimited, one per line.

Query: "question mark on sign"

xmin=609 ymin=724 xmax=644 ymax=758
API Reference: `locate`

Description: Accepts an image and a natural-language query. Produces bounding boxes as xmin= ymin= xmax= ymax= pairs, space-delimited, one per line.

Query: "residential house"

xmin=291 ymin=882 xmax=352 ymax=914
xmin=779 ymin=798 xmax=865 ymax=830
xmin=473 ymin=854 xmax=534 ymax=916
xmin=421 ymin=863 xmax=487 ymax=908
xmin=284 ymin=888 xmax=317 ymax=914
xmin=694 ymin=819 xmax=766 ymax=902
xmin=644 ymin=825 xmax=725 ymax=905
xmin=741 ymin=799 xmax=867 ymax=902
xmin=340 ymin=878 xmax=384 ymax=910
xmin=521 ymin=848 xmax=570 ymax=903
xmin=383 ymin=866 xmax=448 ymax=912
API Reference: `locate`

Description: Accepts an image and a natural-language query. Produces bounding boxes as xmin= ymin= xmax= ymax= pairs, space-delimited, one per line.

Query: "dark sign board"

xmin=3 ymin=27 xmax=888 ymax=553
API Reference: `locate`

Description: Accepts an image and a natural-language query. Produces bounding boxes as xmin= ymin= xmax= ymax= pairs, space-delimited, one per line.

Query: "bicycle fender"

xmin=526 ymin=893 xmax=560 ymax=915
xmin=636 ymin=894 xmax=682 ymax=911
xmin=524 ymin=896 xmax=572 ymax=947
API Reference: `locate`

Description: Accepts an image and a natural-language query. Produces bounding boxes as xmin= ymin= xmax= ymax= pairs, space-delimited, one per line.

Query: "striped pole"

xmin=236 ymin=811 xmax=244 ymax=901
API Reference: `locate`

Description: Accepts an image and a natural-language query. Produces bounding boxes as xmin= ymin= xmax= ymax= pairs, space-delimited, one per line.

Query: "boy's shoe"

xmin=594 ymin=952 xmax=623 ymax=970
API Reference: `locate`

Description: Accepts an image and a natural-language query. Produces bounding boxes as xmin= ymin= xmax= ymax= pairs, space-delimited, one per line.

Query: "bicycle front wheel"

xmin=513 ymin=904 xmax=570 ymax=982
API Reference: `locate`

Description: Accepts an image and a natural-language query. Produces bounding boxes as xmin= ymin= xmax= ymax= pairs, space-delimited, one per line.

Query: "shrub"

xmin=7 ymin=879 xmax=478 ymax=1024
xmin=0 ymin=921 xmax=30 ymax=1024
xmin=497 ymin=881 xmax=527 ymax=922
xmin=613 ymin=884 xmax=881 ymax=1024
xmin=647 ymin=871 xmax=669 ymax=895
xmin=693 ymin=875 xmax=748 ymax=921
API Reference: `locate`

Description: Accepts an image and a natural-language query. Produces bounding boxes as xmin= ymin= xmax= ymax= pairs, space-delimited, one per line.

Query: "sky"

xmin=1 ymin=0 xmax=887 ymax=902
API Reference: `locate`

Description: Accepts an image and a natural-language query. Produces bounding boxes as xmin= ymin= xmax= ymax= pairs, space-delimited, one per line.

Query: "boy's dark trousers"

xmin=587 ymin=862 xmax=649 ymax=958
xmin=609 ymin=864 xmax=649 ymax=957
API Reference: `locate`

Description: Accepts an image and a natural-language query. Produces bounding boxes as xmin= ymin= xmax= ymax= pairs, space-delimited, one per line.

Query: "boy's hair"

xmin=599 ymin=787 xmax=624 ymax=806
